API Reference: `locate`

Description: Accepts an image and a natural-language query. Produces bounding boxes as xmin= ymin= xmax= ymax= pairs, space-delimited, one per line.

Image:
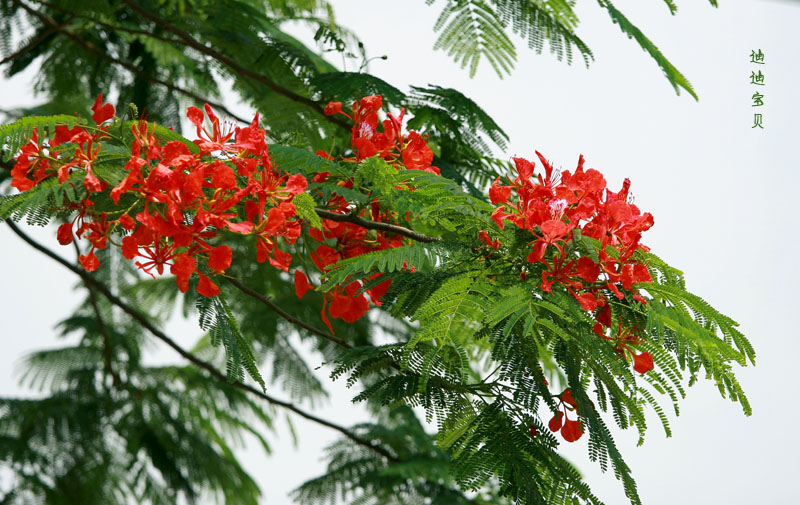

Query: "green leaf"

xmin=0 ymin=115 xmax=87 ymax=161
xmin=431 ymin=0 xmax=517 ymax=78
xmin=293 ymin=192 xmax=322 ymax=230
xmin=598 ymin=0 xmax=698 ymax=99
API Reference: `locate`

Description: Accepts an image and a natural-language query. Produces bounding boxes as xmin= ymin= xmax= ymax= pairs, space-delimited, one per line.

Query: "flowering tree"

xmin=0 ymin=1 xmax=751 ymax=504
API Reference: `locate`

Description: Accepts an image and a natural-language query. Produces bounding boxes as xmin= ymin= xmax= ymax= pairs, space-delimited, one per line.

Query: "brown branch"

xmin=5 ymin=219 xmax=397 ymax=462
xmin=225 ymin=272 xmax=498 ymax=397
xmin=87 ymin=284 xmax=123 ymax=387
xmin=224 ymin=276 xmax=352 ymax=349
xmin=12 ymin=0 xmax=250 ymax=124
xmin=34 ymin=0 xmax=182 ymax=47
xmin=315 ymin=208 xmax=442 ymax=243
xmin=118 ymin=0 xmax=351 ymax=134
xmin=70 ymin=238 xmax=122 ymax=387
xmin=0 ymin=14 xmax=74 ymax=66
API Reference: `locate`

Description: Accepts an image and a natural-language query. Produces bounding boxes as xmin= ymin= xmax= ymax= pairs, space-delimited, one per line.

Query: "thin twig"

xmin=5 ymin=219 xmax=397 ymax=462
xmin=315 ymin=208 xmax=442 ymax=243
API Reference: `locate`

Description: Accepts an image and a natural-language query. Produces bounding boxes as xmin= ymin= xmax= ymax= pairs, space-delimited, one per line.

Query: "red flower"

xmin=295 ymin=270 xmax=312 ymax=298
xmin=10 ymin=130 xmax=50 ymax=191
xmin=595 ymin=304 xmax=612 ymax=328
xmin=548 ymin=389 xmax=584 ymax=442
xmin=633 ymin=351 xmax=654 ymax=374
xmin=311 ymin=243 xmax=341 ymax=271
xmin=324 ymin=102 xmax=343 ymax=116
xmin=130 ymin=234 xmax=178 ymax=277
xmin=560 ymin=388 xmax=577 ymax=409
xmin=574 ymin=292 xmax=598 ymax=311
xmin=171 ymin=253 xmax=197 ymax=293
xmin=548 ymin=412 xmax=564 ymax=433
xmin=576 ymin=256 xmax=600 ymax=283
xmin=621 ymin=263 xmax=652 ymax=290
xmin=208 ymin=245 xmax=233 ymax=273
xmin=366 ymin=274 xmax=392 ymax=305
xmin=57 ymin=223 xmax=74 ymax=245
xmin=320 ymin=281 xmax=371 ymax=332
xmin=83 ymin=165 xmax=104 ymax=193
xmin=489 ymin=177 xmax=513 ymax=204
xmin=112 ymin=215 xmax=133 ymax=232
xmin=187 ymin=104 xmax=236 ymax=154
xmin=490 ymin=206 xmax=512 ymax=229
xmin=233 ymin=113 xmax=267 ymax=156
xmin=91 ymin=94 xmax=115 ymax=125
xmin=478 ymin=230 xmax=501 ymax=250
xmin=121 ymin=235 xmax=138 ymax=260
xmin=485 ymin=151 xmax=655 ymax=324
xmin=512 ymin=156 xmax=535 ymax=180
xmin=197 ymin=272 xmax=220 ymax=297
xmin=79 ymin=250 xmax=100 ymax=271
xmin=401 ymin=131 xmax=437 ymax=174
xmin=561 ymin=418 xmax=583 ymax=442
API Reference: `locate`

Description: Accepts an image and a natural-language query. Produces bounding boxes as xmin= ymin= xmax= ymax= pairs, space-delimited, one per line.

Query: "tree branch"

xmin=315 ymin=208 xmax=442 ymax=243
xmin=5 ymin=219 xmax=397 ymax=462
xmin=118 ymin=0 xmax=351 ymax=134
xmin=70 ymin=238 xmax=122 ymax=387
xmin=225 ymin=273 xmax=499 ymax=397
xmin=86 ymin=281 xmax=123 ymax=387
xmin=33 ymin=0 xmax=182 ymax=47
xmin=0 ymin=14 xmax=73 ymax=66
xmin=12 ymin=0 xmax=250 ymax=124
xmin=223 ymin=276 xmax=352 ymax=349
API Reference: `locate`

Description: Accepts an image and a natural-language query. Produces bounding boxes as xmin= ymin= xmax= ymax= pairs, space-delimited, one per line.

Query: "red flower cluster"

xmin=323 ymin=95 xmax=440 ymax=174
xmin=113 ymin=104 xmax=309 ymax=296
xmin=12 ymin=97 xmax=308 ymax=297
xmin=302 ymin=217 xmax=402 ymax=332
xmin=11 ymin=94 xmax=441 ymax=330
xmin=548 ymin=389 xmax=583 ymax=442
xmin=293 ymin=95 xmax=442 ymax=331
xmin=487 ymin=152 xmax=655 ymax=372
xmin=13 ymin=96 xmax=123 ymax=269
xmin=11 ymin=95 xmax=113 ymax=193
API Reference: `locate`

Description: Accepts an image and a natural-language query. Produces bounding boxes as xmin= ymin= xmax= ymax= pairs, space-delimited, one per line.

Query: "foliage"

xmin=0 ymin=1 xmax=749 ymax=505
xmin=0 ymin=254 xmax=271 ymax=505
xmin=424 ymin=0 xmax=712 ymax=97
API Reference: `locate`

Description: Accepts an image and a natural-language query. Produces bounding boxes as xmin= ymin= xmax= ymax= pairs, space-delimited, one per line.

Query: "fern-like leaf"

xmin=597 ymin=0 xmax=697 ymax=99
xmin=431 ymin=0 xmax=517 ymax=78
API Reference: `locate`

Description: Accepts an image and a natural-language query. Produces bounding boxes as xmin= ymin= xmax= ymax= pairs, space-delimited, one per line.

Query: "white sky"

xmin=1 ymin=0 xmax=798 ymax=503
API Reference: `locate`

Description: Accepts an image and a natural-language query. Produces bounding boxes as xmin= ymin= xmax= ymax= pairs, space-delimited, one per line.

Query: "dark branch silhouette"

xmin=315 ymin=208 xmax=442 ymax=243
xmin=5 ymin=219 xmax=398 ymax=462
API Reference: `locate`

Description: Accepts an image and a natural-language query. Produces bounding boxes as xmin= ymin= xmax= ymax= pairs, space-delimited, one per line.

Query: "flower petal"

xmin=208 ymin=245 xmax=233 ymax=272
xmin=79 ymin=251 xmax=100 ymax=271
xmin=548 ymin=412 xmax=563 ymax=433
xmin=294 ymin=270 xmax=312 ymax=299
xmin=633 ymin=351 xmax=654 ymax=374
xmin=196 ymin=273 xmax=220 ymax=297
xmin=561 ymin=418 xmax=583 ymax=442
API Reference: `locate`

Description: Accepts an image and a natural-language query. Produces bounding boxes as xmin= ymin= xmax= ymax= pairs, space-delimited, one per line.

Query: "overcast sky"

xmin=1 ymin=0 xmax=798 ymax=504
